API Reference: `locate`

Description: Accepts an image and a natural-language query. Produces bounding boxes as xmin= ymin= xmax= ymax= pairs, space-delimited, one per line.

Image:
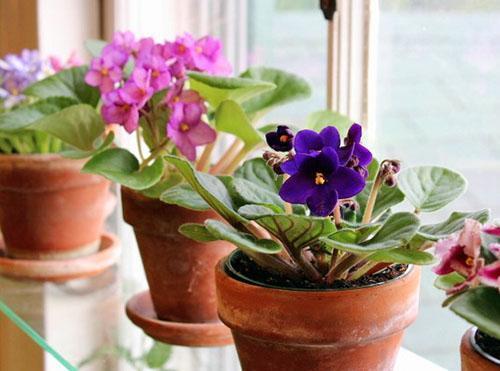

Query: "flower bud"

xmin=384 ymin=174 xmax=397 ymax=188
xmin=265 ymin=125 xmax=294 ymax=152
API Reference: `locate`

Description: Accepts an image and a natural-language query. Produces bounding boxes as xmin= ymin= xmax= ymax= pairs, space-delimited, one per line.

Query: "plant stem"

xmin=196 ymin=141 xmax=216 ymax=171
xmin=347 ymin=260 xmax=376 ymax=280
xmin=221 ymin=146 xmax=251 ymax=175
xmin=139 ymin=137 xmax=169 ymax=170
xmin=136 ymin=129 xmax=145 ymax=161
xmin=362 ymin=175 xmax=383 ymax=224
xmin=325 ymin=253 xmax=365 ymax=285
xmin=333 ymin=204 xmax=342 ymax=227
xmin=140 ymin=108 xmax=159 ymax=148
xmin=209 ymin=138 xmax=243 ymax=174
xmin=296 ymin=249 xmax=322 ymax=282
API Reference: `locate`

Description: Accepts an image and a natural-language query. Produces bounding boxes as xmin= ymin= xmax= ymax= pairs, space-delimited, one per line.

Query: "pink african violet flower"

xmin=136 ymin=54 xmax=171 ymax=91
xmin=192 ymin=36 xmax=232 ymax=75
xmin=120 ymin=68 xmax=154 ymax=108
xmin=112 ymin=31 xmax=136 ymax=53
xmin=85 ymin=55 xmax=123 ymax=93
xmin=49 ymin=51 xmax=82 ymax=72
xmin=483 ymin=223 xmax=500 ymax=237
xmin=167 ymin=90 xmax=215 ymax=161
xmin=489 ymin=243 xmax=500 ymax=258
xmin=101 ymin=90 xmax=139 ymax=133
xmin=163 ymin=33 xmax=196 ymax=67
xmin=433 ymin=219 xmax=484 ymax=294
xmin=478 ymin=261 xmax=500 ymax=289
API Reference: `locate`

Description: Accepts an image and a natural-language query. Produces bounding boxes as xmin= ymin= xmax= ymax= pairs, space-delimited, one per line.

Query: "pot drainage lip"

xmin=125 ymin=290 xmax=233 ymax=348
xmin=470 ymin=327 xmax=500 ymax=365
xmin=0 ymin=233 xmax=120 ymax=282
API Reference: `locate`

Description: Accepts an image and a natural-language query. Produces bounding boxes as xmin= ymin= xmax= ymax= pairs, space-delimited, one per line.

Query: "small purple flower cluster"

xmin=0 ymin=49 xmax=45 ymax=108
xmin=85 ymin=31 xmax=231 ymax=161
xmin=266 ymin=124 xmax=372 ymax=217
xmin=434 ymin=219 xmax=500 ymax=293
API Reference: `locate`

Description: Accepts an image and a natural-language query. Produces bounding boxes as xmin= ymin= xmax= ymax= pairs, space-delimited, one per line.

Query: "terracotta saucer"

xmin=126 ymin=290 xmax=233 ymax=347
xmin=0 ymin=233 xmax=120 ymax=282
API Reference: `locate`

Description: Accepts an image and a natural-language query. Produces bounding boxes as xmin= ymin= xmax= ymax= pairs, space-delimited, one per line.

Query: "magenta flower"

xmin=192 ymin=36 xmax=232 ymax=75
xmin=489 ymin=243 xmax=500 ymax=258
xmin=85 ymin=55 xmax=123 ymax=93
xmin=120 ymin=68 xmax=154 ymax=108
xmin=101 ymin=90 xmax=139 ymax=133
xmin=483 ymin=224 xmax=500 ymax=237
xmin=478 ymin=261 xmax=500 ymax=289
xmin=136 ymin=54 xmax=171 ymax=91
xmin=112 ymin=31 xmax=136 ymax=53
xmin=163 ymin=33 xmax=195 ymax=67
xmin=433 ymin=219 xmax=484 ymax=293
xmin=167 ymin=90 xmax=215 ymax=161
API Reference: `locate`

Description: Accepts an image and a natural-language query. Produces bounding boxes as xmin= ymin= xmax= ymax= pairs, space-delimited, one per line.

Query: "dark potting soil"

xmin=230 ymin=252 xmax=408 ymax=290
xmin=475 ymin=330 xmax=500 ymax=360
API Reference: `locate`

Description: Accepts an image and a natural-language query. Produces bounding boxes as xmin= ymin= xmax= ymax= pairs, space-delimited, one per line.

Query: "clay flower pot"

xmin=121 ymin=187 xmax=234 ymax=323
xmin=461 ymin=328 xmax=500 ymax=371
xmin=0 ymin=154 xmax=111 ymax=260
xmin=216 ymin=251 xmax=421 ymax=371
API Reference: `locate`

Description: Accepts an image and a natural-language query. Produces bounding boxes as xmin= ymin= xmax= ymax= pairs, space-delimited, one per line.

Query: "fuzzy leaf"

xmin=227 ymin=177 xmax=284 ymax=210
xmin=355 ymin=181 xmax=405 ymax=222
xmin=164 ymin=155 xmax=246 ymax=226
xmin=82 ymin=148 xmax=164 ymax=190
xmin=215 ymin=100 xmax=262 ymax=149
xmin=60 ymin=131 xmax=115 ymax=159
xmin=398 ymin=166 xmax=467 ymax=212
xmin=240 ymin=67 xmax=311 ymax=119
xmin=205 ymin=219 xmax=281 ymax=254
xmin=24 ymin=66 xmax=100 ymax=107
xmin=418 ymin=209 xmax=490 ymax=241
xmin=178 ymin=223 xmax=217 ymax=242
xmin=160 ymin=183 xmax=210 ymax=211
xmin=306 ymin=110 xmax=351 ymax=135
xmin=368 ymin=248 xmax=436 ymax=265
xmin=434 ymin=272 xmax=466 ymax=291
xmin=145 ymin=342 xmax=172 ymax=369
xmin=235 ymin=158 xmax=281 ymax=193
xmin=188 ymin=72 xmax=276 ymax=109
xmin=449 ymin=287 xmax=500 ymax=339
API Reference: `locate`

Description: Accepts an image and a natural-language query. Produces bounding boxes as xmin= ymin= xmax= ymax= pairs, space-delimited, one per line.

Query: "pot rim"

xmin=224 ymin=249 xmax=413 ymax=293
xmin=469 ymin=327 xmax=500 ymax=365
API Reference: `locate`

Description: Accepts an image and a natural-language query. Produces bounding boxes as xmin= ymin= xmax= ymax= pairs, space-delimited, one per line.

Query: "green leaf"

xmin=366 ymin=158 xmax=379 ymax=182
xmin=449 ymin=287 xmax=500 ymax=339
xmin=24 ymin=66 xmax=100 ymax=107
xmin=31 ymin=104 xmax=105 ymax=151
xmin=355 ymin=182 xmax=405 ymax=222
xmin=160 ymin=183 xmax=210 ymax=211
xmin=144 ymin=342 xmax=172 ymax=369
xmin=215 ymin=100 xmax=262 ymax=149
xmin=418 ymin=209 xmax=490 ymax=241
xmin=235 ymin=158 xmax=280 ymax=192
xmin=241 ymin=210 xmax=336 ymax=253
xmin=368 ymin=248 xmax=436 ymax=265
xmin=434 ymin=272 xmax=466 ymax=291
xmin=140 ymin=173 xmax=183 ymax=198
xmin=324 ymin=212 xmax=420 ymax=253
xmin=188 ymin=72 xmax=276 ymax=109
xmin=164 ymin=155 xmax=246 ymax=226
xmin=240 ymin=67 xmax=311 ymax=119
xmin=178 ymin=223 xmax=217 ymax=242
xmin=238 ymin=204 xmax=279 ymax=218
xmin=306 ymin=110 xmax=351 ymax=135
xmin=0 ymin=97 xmax=78 ymax=132
xmin=82 ymin=148 xmax=164 ymax=190
xmin=60 ymin=131 xmax=115 ymax=159
xmin=85 ymin=39 xmax=106 ymax=57
xmin=228 ymin=177 xmax=284 ymax=210
xmin=398 ymin=166 xmax=467 ymax=212
xmin=205 ymin=219 xmax=281 ymax=254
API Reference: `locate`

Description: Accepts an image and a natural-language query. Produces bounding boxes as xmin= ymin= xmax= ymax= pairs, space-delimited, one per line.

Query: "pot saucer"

xmin=0 ymin=233 xmax=120 ymax=282
xmin=126 ymin=290 xmax=233 ymax=347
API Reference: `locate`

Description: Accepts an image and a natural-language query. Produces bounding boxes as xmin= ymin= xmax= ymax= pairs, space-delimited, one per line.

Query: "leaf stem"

xmin=333 ymin=204 xmax=342 ymax=227
xmin=136 ymin=129 xmax=145 ymax=161
xmin=362 ymin=175 xmax=383 ymax=224
xmin=196 ymin=141 xmax=216 ymax=171
xmin=139 ymin=137 xmax=169 ymax=170
xmin=221 ymin=146 xmax=251 ymax=175
xmin=209 ymin=138 xmax=243 ymax=174
xmin=325 ymin=253 xmax=365 ymax=285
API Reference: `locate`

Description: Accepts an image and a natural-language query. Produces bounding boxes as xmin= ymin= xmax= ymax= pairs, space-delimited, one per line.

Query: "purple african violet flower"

xmin=101 ymin=90 xmax=139 ymax=133
xmin=120 ymin=68 xmax=154 ymax=108
xmin=339 ymin=123 xmax=372 ymax=168
xmin=433 ymin=219 xmax=484 ymax=294
xmin=478 ymin=261 xmax=500 ymax=289
xmin=0 ymin=49 xmax=45 ymax=108
xmin=167 ymin=90 xmax=215 ymax=161
xmin=279 ymin=147 xmax=365 ymax=216
xmin=192 ymin=36 xmax=232 ymax=75
xmin=85 ymin=55 xmax=123 ymax=93
xmin=266 ymin=125 xmax=294 ymax=152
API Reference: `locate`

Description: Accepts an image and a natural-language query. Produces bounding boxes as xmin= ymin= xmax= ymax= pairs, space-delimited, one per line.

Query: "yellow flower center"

xmin=11 ymin=88 xmax=19 ymax=96
xmin=195 ymin=46 xmax=203 ymax=54
xmin=152 ymin=70 xmax=160 ymax=78
xmin=173 ymin=96 xmax=180 ymax=103
xmin=465 ymin=257 xmax=474 ymax=266
xmin=180 ymin=123 xmax=190 ymax=132
xmin=315 ymin=172 xmax=327 ymax=185
xmin=279 ymin=134 xmax=289 ymax=143
xmin=101 ymin=67 xmax=109 ymax=76
xmin=178 ymin=45 xmax=186 ymax=54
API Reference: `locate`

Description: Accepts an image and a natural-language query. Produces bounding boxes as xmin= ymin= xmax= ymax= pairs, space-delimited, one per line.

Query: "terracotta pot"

xmin=216 ymin=252 xmax=421 ymax=371
xmin=0 ymin=154 xmax=111 ymax=260
xmin=121 ymin=187 xmax=234 ymax=323
xmin=461 ymin=328 xmax=499 ymax=371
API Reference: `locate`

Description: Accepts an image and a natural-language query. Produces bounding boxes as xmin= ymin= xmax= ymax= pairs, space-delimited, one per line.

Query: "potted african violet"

xmin=0 ymin=50 xmax=112 ymax=260
xmin=433 ymin=219 xmax=500 ymax=370
xmin=80 ymin=31 xmax=311 ymax=344
xmin=168 ymin=121 xmax=488 ymax=370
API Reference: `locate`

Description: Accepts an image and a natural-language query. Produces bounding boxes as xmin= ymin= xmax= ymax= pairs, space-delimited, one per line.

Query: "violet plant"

xmin=433 ymin=219 xmax=500 ymax=339
xmin=165 ymin=121 xmax=489 ymax=285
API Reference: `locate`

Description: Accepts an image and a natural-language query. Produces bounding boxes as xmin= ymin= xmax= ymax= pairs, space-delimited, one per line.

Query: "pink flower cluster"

xmin=85 ymin=31 xmax=231 ymax=161
xmin=433 ymin=219 xmax=500 ymax=294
